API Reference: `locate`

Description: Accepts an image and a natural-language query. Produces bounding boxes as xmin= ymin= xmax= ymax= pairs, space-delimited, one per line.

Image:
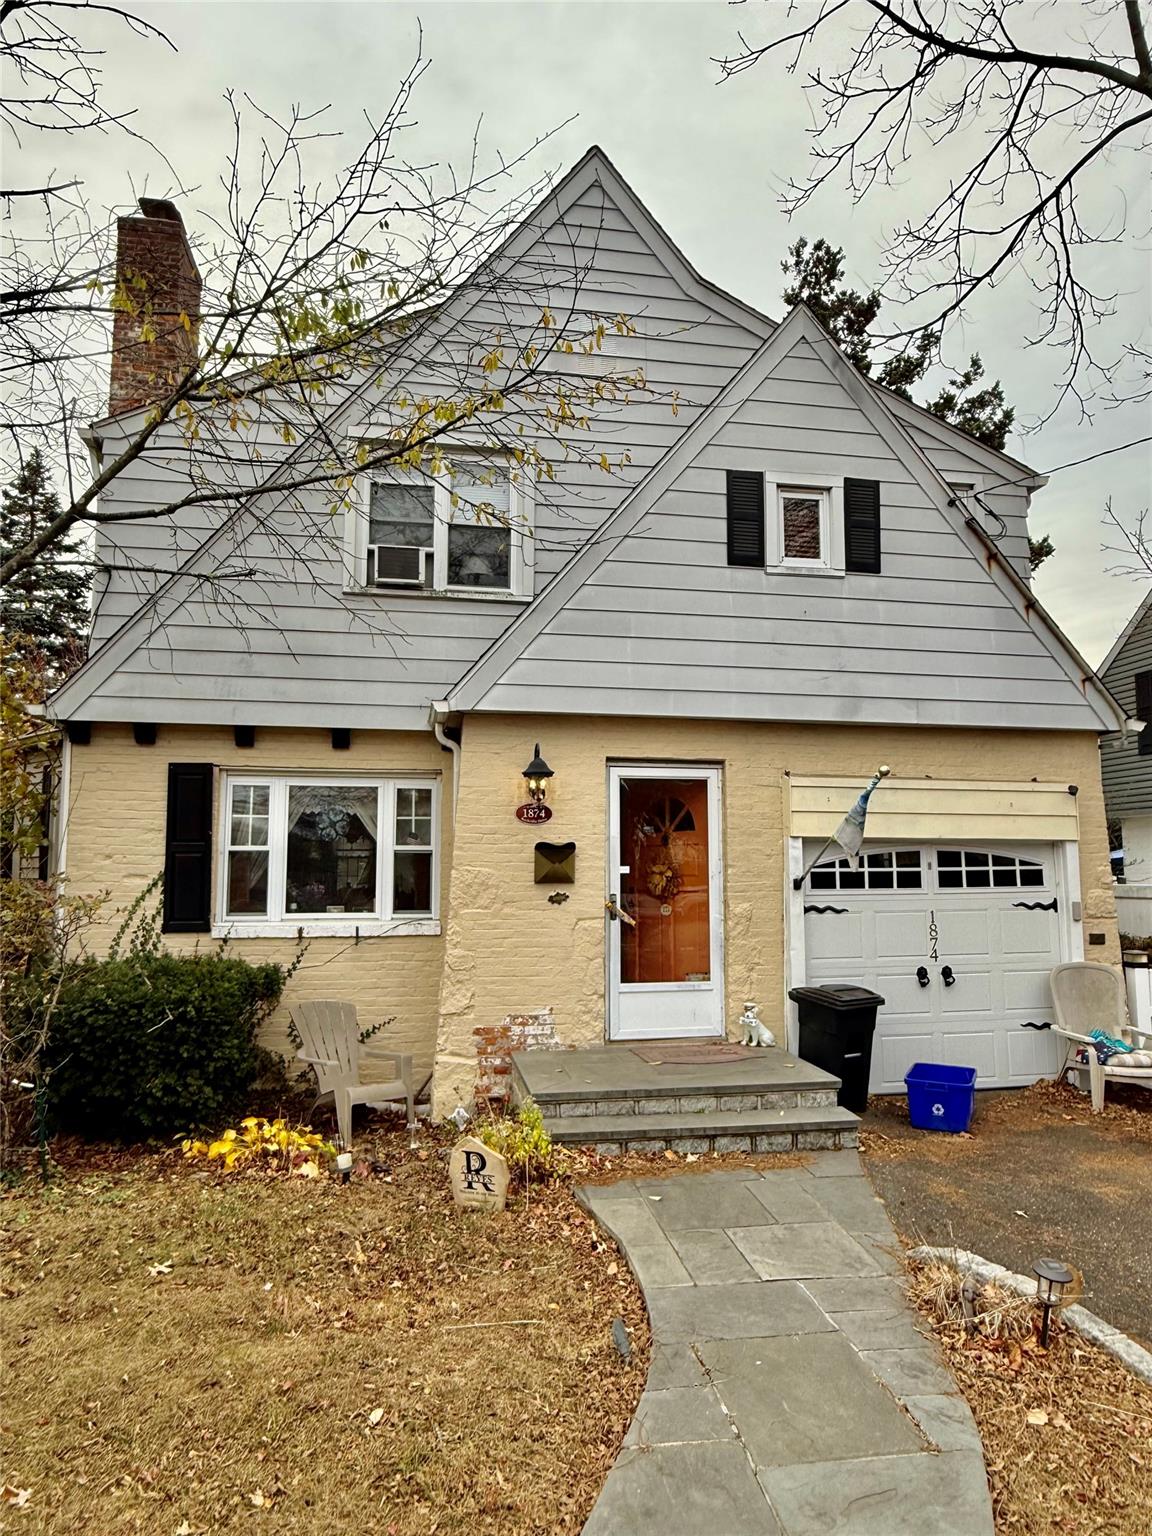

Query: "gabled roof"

xmin=50 ymin=146 xmax=774 ymax=723
xmin=444 ymin=304 xmax=1123 ymax=731
xmin=1099 ymin=588 xmax=1152 ymax=680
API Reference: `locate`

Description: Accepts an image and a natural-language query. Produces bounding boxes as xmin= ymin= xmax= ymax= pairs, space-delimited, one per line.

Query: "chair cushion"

xmin=1109 ymin=1051 xmax=1152 ymax=1070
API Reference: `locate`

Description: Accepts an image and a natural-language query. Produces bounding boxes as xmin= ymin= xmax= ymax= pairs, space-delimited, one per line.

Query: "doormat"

xmin=631 ymin=1041 xmax=758 ymax=1066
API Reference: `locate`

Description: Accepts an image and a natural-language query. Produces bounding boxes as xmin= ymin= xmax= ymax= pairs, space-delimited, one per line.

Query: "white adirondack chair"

xmin=1050 ymin=962 xmax=1152 ymax=1112
xmin=291 ymin=1000 xmax=415 ymax=1148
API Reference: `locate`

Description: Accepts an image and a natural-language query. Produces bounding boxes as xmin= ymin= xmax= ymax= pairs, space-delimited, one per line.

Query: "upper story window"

xmin=350 ymin=452 xmax=532 ymax=598
xmin=726 ymin=470 xmax=875 ymax=575
xmin=780 ymin=487 xmax=830 ymax=566
xmin=219 ymin=774 xmax=439 ymax=935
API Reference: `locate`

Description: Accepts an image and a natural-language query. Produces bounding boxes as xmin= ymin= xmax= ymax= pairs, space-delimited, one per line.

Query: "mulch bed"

xmin=0 ymin=1124 xmax=648 ymax=1535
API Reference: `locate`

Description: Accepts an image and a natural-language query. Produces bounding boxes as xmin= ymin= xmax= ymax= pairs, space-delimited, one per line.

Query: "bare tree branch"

xmin=718 ymin=0 xmax=1152 ymax=417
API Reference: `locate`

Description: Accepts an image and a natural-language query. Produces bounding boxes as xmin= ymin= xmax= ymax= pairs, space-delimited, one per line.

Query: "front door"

xmin=607 ymin=766 xmax=724 ymax=1040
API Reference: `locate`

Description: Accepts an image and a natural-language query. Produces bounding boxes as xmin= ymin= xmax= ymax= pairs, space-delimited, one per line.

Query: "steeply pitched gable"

xmin=49 ymin=148 xmax=771 ymax=728
xmin=446 ymin=307 xmax=1122 ymax=733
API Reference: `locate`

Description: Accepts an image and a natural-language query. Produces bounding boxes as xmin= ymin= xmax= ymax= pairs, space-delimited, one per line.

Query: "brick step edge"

xmin=540 ymin=1088 xmax=840 ymax=1118
xmin=545 ymin=1105 xmax=860 ymax=1156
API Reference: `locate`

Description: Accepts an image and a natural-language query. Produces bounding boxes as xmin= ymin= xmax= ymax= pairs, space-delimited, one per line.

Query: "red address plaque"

xmin=515 ymin=802 xmax=553 ymax=824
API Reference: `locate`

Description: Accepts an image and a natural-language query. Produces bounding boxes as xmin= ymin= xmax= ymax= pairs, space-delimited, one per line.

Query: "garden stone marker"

xmin=449 ymin=1135 xmax=509 ymax=1212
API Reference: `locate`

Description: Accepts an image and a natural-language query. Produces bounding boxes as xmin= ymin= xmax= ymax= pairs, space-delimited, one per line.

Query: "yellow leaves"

xmin=540 ymin=307 xmax=554 ymax=329
xmin=178 ymin=311 xmax=193 ymax=334
xmin=598 ymin=453 xmax=611 ymax=474
xmin=280 ymin=424 xmax=297 ymax=445
xmin=183 ymin=1117 xmax=335 ymax=1176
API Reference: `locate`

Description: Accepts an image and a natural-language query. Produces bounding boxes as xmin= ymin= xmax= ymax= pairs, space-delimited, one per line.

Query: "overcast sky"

xmin=10 ymin=0 xmax=1151 ymax=664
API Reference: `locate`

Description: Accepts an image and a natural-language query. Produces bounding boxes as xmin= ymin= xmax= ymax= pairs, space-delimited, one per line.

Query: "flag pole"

xmin=792 ymin=765 xmax=891 ymax=890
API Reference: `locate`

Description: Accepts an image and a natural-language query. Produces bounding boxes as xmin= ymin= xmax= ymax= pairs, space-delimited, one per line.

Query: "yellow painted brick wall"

xmin=62 ymin=725 xmax=451 ymax=1084
xmin=431 ymin=715 xmax=1117 ymax=1113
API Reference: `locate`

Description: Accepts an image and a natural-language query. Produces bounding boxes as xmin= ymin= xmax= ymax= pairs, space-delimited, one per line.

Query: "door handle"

xmin=916 ymin=966 xmax=930 ymax=988
xmin=605 ymin=894 xmax=636 ymax=928
xmin=941 ymin=965 xmax=956 ymax=987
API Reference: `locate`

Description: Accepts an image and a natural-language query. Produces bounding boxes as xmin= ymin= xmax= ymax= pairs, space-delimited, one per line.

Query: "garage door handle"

xmin=916 ymin=966 xmax=931 ymax=988
xmin=941 ymin=965 xmax=956 ymax=987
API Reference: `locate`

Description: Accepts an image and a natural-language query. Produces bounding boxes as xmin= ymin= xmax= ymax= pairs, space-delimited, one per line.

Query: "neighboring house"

xmin=48 ymin=147 xmax=1124 ymax=1114
xmin=1099 ymin=589 xmax=1152 ymax=936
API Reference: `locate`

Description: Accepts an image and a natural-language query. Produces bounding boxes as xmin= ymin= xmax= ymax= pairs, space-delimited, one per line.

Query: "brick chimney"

xmin=108 ymin=197 xmax=202 ymax=417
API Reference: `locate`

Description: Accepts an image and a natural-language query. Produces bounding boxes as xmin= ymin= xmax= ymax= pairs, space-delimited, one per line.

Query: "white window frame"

xmin=213 ymin=773 xmax=441 ymax=939
xmin=345 ymin=450 xmax=534 ymax=599
xmin=763 ymin=473 xmax=845 ymax=574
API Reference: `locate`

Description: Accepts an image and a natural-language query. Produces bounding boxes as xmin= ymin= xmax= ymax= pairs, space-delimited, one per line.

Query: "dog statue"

xmin=740 ymin=1001 xmax=775 ymax=1049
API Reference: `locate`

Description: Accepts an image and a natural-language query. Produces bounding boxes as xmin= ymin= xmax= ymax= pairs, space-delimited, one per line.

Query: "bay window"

xmin=218 ymin=775 xmax=439 ymax=934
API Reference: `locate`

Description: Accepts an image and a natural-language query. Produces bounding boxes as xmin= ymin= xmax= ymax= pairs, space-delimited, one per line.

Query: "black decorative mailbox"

xmin=535 ymin=841 xmax=576 ymax=884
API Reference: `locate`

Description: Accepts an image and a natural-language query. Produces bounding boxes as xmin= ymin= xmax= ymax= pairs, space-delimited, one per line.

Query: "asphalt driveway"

xmin=860 ymin=1080 xmax=1152 ymax=1349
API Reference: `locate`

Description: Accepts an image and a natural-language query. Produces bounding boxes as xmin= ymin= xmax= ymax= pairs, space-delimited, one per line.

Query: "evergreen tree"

xmin=782 ymin=238 xmax=1052 ymax=569
xmin=782 ymin=237 xmax=1014 ymax=450
xmin=1 ymin=452 xmax=90 ymax=684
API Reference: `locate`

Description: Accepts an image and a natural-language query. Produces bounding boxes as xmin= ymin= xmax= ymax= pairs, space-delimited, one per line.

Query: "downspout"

xmin=429 ymin=700 xmax=460 ymax=824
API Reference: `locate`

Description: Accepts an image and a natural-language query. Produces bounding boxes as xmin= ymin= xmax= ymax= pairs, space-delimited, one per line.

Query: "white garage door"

xmin=802 ymin=845 xmax=1063 ymax=1092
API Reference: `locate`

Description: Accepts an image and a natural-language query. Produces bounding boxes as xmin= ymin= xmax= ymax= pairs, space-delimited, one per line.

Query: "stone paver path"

xmin=578 ymin=1153 xmax=994 ymax=1536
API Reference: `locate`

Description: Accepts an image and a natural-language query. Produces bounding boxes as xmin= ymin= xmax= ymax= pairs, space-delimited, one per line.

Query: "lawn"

xmin=1 ymin=1128 xmax=648 ymax=1535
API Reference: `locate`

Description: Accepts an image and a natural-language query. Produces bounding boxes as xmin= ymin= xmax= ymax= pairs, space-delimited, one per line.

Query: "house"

xmin=48 ymin=147 xmax=1124 ymax=1121
xmin=1099 ymin=589 xmax=1152 ymax=937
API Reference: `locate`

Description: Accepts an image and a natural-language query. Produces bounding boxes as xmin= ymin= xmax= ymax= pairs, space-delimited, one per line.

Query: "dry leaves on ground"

xmin=1 ymin=1126 xmax=648 ymax=1536
xmin=907 ymin=1260 xmax=1152 ymax=1535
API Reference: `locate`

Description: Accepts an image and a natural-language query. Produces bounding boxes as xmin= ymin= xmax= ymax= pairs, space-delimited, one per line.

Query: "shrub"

xmin=182 ymin=1116 xmax=334 ymax=1175
xmin=47 ymin=953 xmax=286 ymax=1139
xmin=477 ymin=1096 xmax=555 ymax=1181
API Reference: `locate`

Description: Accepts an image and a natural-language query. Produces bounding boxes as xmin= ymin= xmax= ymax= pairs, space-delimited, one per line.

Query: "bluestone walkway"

xmin=578 ymin=1152 xmax=994 ymax=1536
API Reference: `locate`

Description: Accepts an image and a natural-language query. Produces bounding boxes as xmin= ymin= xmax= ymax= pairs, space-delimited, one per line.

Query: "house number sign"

xmin=515 ymin=803 xmax=553 ymax=824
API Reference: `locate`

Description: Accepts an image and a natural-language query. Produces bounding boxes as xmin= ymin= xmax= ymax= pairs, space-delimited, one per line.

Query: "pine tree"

xmin=782 ymin=238 xmax=1052 ymax=569
xmin=1 ymin=451 xmax=90 ymax=684
xmin=782 ymin=238 xmax=1015 ymax=450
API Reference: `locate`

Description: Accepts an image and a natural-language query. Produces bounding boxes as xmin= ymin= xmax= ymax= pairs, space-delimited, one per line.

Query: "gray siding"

xmin=475 ymin=333 xmax=1103 ymax=731
xmin=73 ymin=172 xmax=769 ymax=728
xmin=1100 ymin=597 xmax=1152 ymax=815
xmin=66 ymin=156 xmax=1077 ymax=734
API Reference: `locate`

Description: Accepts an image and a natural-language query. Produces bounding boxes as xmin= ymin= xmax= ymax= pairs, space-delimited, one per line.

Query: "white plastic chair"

xmin=291 ymin=999 xmax=415 ymax=1148
xmin=1049 ymin=962 xmax=1152 ymax=1112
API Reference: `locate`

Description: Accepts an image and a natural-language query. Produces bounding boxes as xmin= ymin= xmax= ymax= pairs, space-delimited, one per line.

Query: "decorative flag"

xmin=833 ymin=766 xmax=891 ymax=867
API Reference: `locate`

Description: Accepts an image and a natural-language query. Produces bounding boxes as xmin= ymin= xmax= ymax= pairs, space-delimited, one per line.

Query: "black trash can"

xmin=787 ymin=985 xmax=885 ymax=1114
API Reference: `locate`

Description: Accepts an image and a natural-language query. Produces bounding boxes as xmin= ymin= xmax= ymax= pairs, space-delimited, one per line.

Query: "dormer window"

xmin=349 ymin=452 xmax=532 ymax=597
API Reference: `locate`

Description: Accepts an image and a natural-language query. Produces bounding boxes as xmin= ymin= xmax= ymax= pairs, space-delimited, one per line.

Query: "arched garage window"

xmin=808 ymin=849 xmax=923 ymax=891
xmin=936 ymin=849 xmax=1045 ymax=889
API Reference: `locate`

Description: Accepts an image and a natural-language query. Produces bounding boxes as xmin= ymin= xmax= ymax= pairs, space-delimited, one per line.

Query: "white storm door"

xmin=607 ymin=766 xmax=724 ymax=1041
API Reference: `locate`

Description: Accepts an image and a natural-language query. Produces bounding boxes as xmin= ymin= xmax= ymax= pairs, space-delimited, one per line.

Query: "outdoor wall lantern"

xmin=522 ymin=744 xmax=554 ymax=804
xmin=1032 ymin=1257 xmax=1075 ymax=1346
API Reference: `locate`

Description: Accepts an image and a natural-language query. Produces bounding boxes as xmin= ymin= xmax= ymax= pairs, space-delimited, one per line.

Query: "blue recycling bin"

xmin=904 ymin=1062 xmax=977 ymax=1133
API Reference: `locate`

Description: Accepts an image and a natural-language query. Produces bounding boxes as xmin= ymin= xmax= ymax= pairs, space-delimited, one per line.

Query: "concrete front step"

xmin=543 ymin=1103 xmax=860 ymax=1156
xmin=543 ymin=1085 xmax=840 ymax=1117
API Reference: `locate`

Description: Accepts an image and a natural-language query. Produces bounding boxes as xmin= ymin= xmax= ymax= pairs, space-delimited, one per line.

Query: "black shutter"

xmin=726 ymin=470 xmax=765 ymax=567
xmin=844 ymin=478 xmax=882 ymax=574
xmin=1136 ymin=672 xmax=1152 ymax=757
xmin=163 ymin=763 xmax=214 ymax=932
